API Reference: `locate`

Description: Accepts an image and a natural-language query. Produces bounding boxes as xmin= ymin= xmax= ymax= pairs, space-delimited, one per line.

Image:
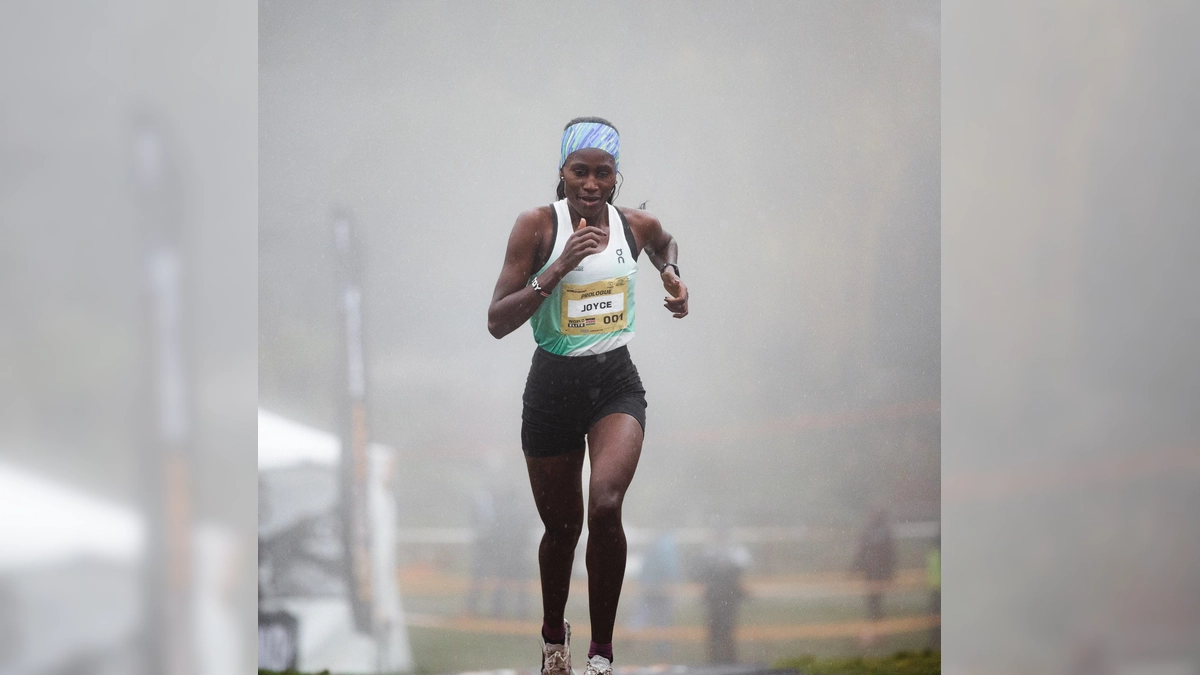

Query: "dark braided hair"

xmin=556 ymin=117 xmax=622 ymax=204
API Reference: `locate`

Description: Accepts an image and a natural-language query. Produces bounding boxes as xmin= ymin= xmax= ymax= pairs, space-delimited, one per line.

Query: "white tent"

xmin=257 ymin=408 xmax=413 ymax=673
xmin=0 ymin=459 xmax=143 ymax=672
xmin=258 ymin=408 xmax=340 ymax=469
xmin=0 ymin=460 xmax=245 ymax=675
xmin=0 ymin=460 xmax=143 ymax=572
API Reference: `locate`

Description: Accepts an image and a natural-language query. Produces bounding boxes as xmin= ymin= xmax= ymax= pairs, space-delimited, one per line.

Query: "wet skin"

xmin=486 ymin=145 xmax=689 ymax=649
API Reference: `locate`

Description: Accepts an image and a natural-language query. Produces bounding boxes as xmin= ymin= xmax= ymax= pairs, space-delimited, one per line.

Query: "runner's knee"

xmin=587 ymin=489 xmax=624 ymax=530
xmin=542 ymin=513 xmax=583 ymax=544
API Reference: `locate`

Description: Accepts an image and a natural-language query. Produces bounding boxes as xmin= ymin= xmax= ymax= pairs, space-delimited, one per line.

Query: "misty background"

xmin=1 ymin=1 xmax=257 ymax=673
xmin=260 ymin=0 xmax=939 ymax=530
xmin=942 ymin=2 xmax=1200 ymax=673
xmin=260 ymin=1 xmax=938 ymax=670
xmin=3 ymin=0 xmax=1196 ymax=673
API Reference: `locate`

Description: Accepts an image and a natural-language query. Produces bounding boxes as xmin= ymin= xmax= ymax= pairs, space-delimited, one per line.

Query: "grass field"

xmin=375 ymin=568 xmax=936 ymax=674
xmin=263 ymin=562 xmax=939 ymax=675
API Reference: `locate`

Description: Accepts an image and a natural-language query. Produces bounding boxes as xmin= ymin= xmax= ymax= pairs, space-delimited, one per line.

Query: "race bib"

xmin=560 ymin=277 xmax=629 ymax=335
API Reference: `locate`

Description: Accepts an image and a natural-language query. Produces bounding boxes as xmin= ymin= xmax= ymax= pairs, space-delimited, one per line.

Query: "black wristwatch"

xmin=662 ymin=263 xmax=680 ymax=278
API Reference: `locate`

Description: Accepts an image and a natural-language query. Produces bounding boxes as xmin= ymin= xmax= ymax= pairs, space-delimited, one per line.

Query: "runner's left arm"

xmin=636 ymin=213 xmax=688 ymax=319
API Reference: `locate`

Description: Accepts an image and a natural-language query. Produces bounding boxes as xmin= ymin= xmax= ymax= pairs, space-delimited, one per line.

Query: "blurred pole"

xmin=132 ymin=110 xmax=194 ymax=675
xmin=332 ymin=208 xmax=376 ymax=636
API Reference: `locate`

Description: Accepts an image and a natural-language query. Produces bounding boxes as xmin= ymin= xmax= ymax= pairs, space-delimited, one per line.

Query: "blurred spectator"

xmin=491 ymin=484 xmax=534 ymax=619
xmin=697 ymin=528 xmax=750 ymax=664
xmin=466 ymin=467 xmax=533 ymax=620
xmin=853 ymin=509 xmax=897 ymax=623
xmin=632 ymin=531 xmax=681 ymax=661
xmin=464 ymin=484 xmax=501 ymax=617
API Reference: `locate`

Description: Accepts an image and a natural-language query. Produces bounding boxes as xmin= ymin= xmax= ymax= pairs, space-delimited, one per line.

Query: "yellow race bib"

xmin=560 ymin=277 xmax=629 ymax=335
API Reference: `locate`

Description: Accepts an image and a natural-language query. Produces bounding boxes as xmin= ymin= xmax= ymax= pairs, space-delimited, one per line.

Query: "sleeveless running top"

xmin=529 ymin=200 xmax=638 ymax=356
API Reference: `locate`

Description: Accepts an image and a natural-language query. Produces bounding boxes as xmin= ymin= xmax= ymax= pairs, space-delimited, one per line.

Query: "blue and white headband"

xmin=559 ymin=122 xmax=620 ymax=171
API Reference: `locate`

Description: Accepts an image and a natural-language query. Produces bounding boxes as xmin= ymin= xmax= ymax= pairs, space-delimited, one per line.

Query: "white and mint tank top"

xmin=529 ymin=200 xmax=638 ymax=356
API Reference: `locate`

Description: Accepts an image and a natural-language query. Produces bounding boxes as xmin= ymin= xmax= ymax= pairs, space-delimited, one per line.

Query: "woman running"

xmin=488 ymin=117 xmax=688 ymax=675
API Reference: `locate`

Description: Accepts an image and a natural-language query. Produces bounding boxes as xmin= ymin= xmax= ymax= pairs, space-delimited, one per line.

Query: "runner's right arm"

xmin=487 ymin=209 xmax=605 ymax=339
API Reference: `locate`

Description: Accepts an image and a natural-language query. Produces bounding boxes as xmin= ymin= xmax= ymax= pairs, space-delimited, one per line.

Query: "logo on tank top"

xmin=560 ymin=277 xmax=629 ymax=335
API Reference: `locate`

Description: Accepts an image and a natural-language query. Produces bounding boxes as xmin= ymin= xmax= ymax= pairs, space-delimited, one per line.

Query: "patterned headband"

xmin=559 ymin=122 xmax=620 ymax=171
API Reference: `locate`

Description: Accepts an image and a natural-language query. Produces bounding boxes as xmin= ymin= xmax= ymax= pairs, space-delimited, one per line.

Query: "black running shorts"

xmin=521 ymin=345 xmax=647 ymax=458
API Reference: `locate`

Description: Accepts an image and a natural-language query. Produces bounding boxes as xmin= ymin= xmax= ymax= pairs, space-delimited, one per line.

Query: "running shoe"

xmin=583 ymin=654 xmax=612 ymax=675
xmin=540 ymin=620 xmax=573 ymax=675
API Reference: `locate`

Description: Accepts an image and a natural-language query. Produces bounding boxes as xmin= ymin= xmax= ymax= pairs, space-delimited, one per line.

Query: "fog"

xmin=1 ymin=1 xmax=257 ymax=673
xmin=259 ymin=1 xmax=939 ymax=672
xmin=942 ymin=3 xmax=1200 ymax=673
xmin=10 ymin=2 xmax=1193 ymax=675
xmin=260 ymin=0 xmax=940 ymax=517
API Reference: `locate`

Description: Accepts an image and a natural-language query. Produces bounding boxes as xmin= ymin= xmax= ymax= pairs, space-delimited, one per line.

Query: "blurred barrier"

xmin=396 ymin=567 xmax=929 ymax=599
xmin=392 ymin=523 xmax=939 ymax=545
xmin=404 ymin=612 xmax=939 ymax=642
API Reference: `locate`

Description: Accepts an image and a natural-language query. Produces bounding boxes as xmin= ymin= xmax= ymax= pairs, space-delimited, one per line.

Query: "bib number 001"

xmin=561 ymin=277 xmax=629 ymax=336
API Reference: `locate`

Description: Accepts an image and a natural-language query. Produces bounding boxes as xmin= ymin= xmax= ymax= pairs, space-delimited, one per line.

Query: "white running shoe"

xmin=583 ymin=654 xmax=612 ymax=675
xmin=540 ymin=620 xmax=573 ymax=675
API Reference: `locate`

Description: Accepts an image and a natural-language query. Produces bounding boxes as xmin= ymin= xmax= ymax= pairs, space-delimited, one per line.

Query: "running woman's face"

xmin=561 ymin=148 xmax=617 ymax=221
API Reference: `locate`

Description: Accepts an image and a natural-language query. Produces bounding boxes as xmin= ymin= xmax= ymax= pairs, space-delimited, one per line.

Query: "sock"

xmin=588 ymin=641 xmax=613 ymax=662
xmin=542 ymin=619 xmax=566 ymax=645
